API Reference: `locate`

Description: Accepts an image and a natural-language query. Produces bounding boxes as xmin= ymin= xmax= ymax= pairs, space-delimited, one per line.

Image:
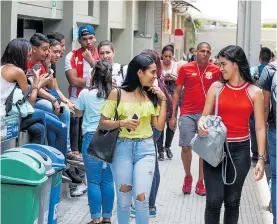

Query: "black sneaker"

xmin=158 ymin=152 xmax=164 ymax=161
xmin=165 ymin=148 xmax=173 ymax=159
xmin=64 ymin=168 xmax=83 ymax=184
xmin=67 ymin=152 xmax=83 ymax=162
xmin=75 ymin=167 xmax=86 ymax=180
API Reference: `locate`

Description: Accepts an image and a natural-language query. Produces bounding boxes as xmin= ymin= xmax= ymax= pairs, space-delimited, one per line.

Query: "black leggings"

xmin=204 ymin=140 xmax=251 ymax=224
xmin=157 ymin=122 xmax=175 ymax=151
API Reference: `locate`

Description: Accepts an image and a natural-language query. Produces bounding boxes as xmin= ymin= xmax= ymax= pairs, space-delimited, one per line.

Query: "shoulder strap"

xmin=118 ymin=65 xmax=125 ymax=80
xmin=114 ymin=88 xmax=121 ymax=120
xmin=215 ymin=82 xmax=220 ymax=116
xmin=222 ymin=142 xmax=237 ymax=185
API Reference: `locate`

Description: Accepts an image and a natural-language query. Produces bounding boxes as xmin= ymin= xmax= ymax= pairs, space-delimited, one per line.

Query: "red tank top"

xmin=218 ymin=82 xmax=253 ymax=142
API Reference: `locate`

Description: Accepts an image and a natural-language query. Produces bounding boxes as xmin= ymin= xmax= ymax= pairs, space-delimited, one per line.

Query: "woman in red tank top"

xmin=197 ymin=45 xmax=266 ymax=224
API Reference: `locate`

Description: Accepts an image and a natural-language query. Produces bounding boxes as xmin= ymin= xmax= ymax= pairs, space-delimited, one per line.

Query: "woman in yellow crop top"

xmin=99 ymin=54 xmax=167 ymax=224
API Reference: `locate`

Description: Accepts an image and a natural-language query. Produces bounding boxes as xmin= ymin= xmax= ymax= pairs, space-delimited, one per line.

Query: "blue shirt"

xmin=75 ymin=89 xmax=106 ymax=135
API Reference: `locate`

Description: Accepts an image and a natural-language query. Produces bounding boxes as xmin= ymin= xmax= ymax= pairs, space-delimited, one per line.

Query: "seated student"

xmin=34 ymin=37 xmax=81 ymax=162
xmin=0 ymin=38 xmax=51 ymax=144
xmin=27 ymin=33 xmax=68 ymax=159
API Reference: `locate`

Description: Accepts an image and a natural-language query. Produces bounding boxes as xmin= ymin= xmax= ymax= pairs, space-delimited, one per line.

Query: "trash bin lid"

xmin=0 ymin=152 xmax=48 ymax=186
xmin=21 ymin=144 xmax=66 ymax=170
xmin=4 ymin=148 xmax=55 ymax=177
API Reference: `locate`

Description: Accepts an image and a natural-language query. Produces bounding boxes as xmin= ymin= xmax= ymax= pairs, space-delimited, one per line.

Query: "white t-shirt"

xmin=161 ymin=61 xmax=178 ymax=79
xmin=112 ymin=63 xmax=128 ymax=86
xmin=0 ymin=66 xmax=16 ymax=117
xmin=86 ymin=63 xmax=128 ymax=87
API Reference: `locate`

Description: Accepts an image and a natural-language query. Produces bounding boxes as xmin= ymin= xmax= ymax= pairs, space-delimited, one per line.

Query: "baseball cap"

xmin=78 ymin=24 xmax=95 ymax=38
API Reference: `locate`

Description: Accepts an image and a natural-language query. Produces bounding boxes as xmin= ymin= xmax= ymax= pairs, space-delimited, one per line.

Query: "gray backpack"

xmin=190 ymin=83 xmax=237 ymax=185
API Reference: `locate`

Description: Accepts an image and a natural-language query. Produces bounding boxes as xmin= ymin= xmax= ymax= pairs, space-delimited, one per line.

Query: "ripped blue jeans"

xmin=112 ymin=137 xmax=156 ymax=224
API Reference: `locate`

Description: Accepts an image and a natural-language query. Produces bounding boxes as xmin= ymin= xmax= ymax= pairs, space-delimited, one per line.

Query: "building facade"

xmin=1 ymin=0 xmax=163 ymax=94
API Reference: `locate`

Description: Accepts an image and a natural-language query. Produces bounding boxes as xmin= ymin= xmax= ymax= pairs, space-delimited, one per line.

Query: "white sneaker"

xmin=70 ymin=183 xmax=87 ymax=197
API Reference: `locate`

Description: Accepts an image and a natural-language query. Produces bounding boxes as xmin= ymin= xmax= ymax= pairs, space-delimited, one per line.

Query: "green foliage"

xmin=262 ymin=23 xmax=277 ymax=28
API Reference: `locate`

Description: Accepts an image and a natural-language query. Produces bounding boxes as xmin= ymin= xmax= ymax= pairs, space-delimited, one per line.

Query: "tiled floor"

xmin=58 ymin=130 xmax=273 ymax=224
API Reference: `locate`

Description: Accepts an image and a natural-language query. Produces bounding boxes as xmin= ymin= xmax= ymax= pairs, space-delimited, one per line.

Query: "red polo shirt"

xmin=27 ymin=61 xmax=46 ymax=75
xmin=176 ymin=61 xmax=221 ymax=115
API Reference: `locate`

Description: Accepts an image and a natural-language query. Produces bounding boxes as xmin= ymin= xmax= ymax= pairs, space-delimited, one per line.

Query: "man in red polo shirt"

xmin=65 ymin=24 xmax=100 ymax=154
xmin=170 ymin=42 xmax=221 ymax=196
xmin=28 ymin=33 xmax=62 ymax=112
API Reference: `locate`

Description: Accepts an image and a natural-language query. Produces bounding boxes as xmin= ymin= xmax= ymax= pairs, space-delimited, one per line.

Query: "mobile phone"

xmin=127 ymin=113 xmax=139 ymax=133
xmin=26 ymin=64 xmax=41 ymax=77
xmin=46 ymin=69 xmax=54 ymax=78
xmin=59 ymin=106 xmax=64 ymax=114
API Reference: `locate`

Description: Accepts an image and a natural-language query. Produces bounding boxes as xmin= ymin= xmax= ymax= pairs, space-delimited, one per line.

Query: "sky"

xmin=189 ymin=0 xmax=277 ymax=24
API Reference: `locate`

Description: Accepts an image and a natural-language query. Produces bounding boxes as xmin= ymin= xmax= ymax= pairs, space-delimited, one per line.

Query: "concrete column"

xmin=237 ymin=0 xmax=261 ymax=67
xmin=95 ymin=0 xmax=110 ymax=43
xmin=145 ymin=1 xmax=154 ymax=36
xmin=44 ymin=0 xmax=76 ymax=95
xmin=1 ymin=1 xmax=18 ymax=56
xmin=154 ymin=0 xmax=163 ymax=53
xmin=113 ymin=0 xmax=134 ymax=63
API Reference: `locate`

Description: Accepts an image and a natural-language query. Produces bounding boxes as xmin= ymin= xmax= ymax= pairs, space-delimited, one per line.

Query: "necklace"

xmin=134 ymin=91 xmax=142 ymax=105
xmin=196 ymin=62 xmax=209 ymax=97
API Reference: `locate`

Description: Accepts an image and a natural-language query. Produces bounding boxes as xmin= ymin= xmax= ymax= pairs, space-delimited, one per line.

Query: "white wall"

xmin=133 ymin=0 xmax=139 ymax=31
xmin=133 ymin=37 xmax=153 ymax=56
xmin=196 ymin=27 xmax=277 ymax=58
xmin=109 ymin=0 xmax=127 ymax=29
xmin=17 ymin=1 xmax=63 ymax=19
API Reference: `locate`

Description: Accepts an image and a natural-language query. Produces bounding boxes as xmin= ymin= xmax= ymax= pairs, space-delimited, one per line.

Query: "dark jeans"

xmin=21 ymin=109 xmax=46 ymax=144
xmin=204 ymin=140 xmax=251 ymax=224
xmin=250 ymin=113 xmax=258 ymax=160
xmin=149 ymin=128 xmax=161 ymax=209
xmin=157 ymin=122 xmax=175 ymax=152
xmin=268 ymin=128 xmax=276 ymax=224
xmin=70 ymin=116 xmax=83 ymax=152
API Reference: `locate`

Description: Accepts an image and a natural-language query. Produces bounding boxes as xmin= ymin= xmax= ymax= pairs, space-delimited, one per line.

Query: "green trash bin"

xmin=1 ymin=151 xmax=47 ymax=224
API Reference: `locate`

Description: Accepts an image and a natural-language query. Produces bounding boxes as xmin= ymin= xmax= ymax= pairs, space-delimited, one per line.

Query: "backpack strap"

xmin=222 ymin=141 xmax=237 ymax=185
xmin=118 ymin=64 xmax=125 ymax=80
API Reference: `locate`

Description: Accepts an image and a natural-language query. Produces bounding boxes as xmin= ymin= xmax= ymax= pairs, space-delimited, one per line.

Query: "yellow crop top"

xmin=100 ymin=100 xmax=160 ymax=139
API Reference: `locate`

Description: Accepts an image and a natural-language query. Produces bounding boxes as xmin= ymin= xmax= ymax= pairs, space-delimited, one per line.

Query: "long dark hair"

xmin=218 ymin=45 xmax=253 ymax=84
xmin=140 ymin=49 xmax=162 ymax=78
xmin=90 ymin=60 xmax=113 ymax=99
xmin=1 ymin=38 xmax=32 ymax=72
xmin=121 ymin=54 xmax=158 ymax=107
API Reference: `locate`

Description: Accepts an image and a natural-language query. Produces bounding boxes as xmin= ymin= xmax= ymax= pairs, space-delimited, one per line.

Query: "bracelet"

xmin=33 ymin=87 xmax=39 ymax=91
xmin=51 ymin=98 xmax=58 ymax=105
xmin=258 ymin=154 xmax=265 ymax=161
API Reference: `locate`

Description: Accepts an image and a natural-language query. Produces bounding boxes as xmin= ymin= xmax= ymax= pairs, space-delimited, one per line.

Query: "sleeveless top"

xmin=0 ymin=65 xmax=16 ymax=117
xmin=218 ymin=82 xmax=253 ymax=142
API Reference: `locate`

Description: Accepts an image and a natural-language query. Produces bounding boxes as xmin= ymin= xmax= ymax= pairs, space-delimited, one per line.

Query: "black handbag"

xmin=87 ymin=88 xmax=121 ymax=163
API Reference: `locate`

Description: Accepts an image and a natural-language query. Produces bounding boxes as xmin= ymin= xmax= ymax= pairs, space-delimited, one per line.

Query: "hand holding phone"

xmin=127 ymin=113 xmax=139 ymax=133
xmin=26 ymin=64 xmax=41 ymax=77
xmin=46 ymin=69 xmax=54 ymax=78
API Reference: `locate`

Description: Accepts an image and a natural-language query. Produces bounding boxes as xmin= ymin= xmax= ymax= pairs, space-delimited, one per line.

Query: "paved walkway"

xmin=58 ymin=131 xmax=273 ymax=224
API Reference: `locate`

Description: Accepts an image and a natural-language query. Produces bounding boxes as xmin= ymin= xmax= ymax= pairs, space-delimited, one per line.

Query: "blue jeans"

xmin=112 ymin=137 xmax=156 ymax=224
xmin=149 ymin=128 xmax=161 ymax=209
xmin=21 ymin=109 xmax=46 ymax=144
xmin=42 ymin=109 xmax=67 ymax=160
xmin=268 ymin=128 xmax=276 ymax=224
xmin=35 ymin=99 xmax=71 ymax=153
xmin=82 ymin=132 xmax=114 ymax=219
